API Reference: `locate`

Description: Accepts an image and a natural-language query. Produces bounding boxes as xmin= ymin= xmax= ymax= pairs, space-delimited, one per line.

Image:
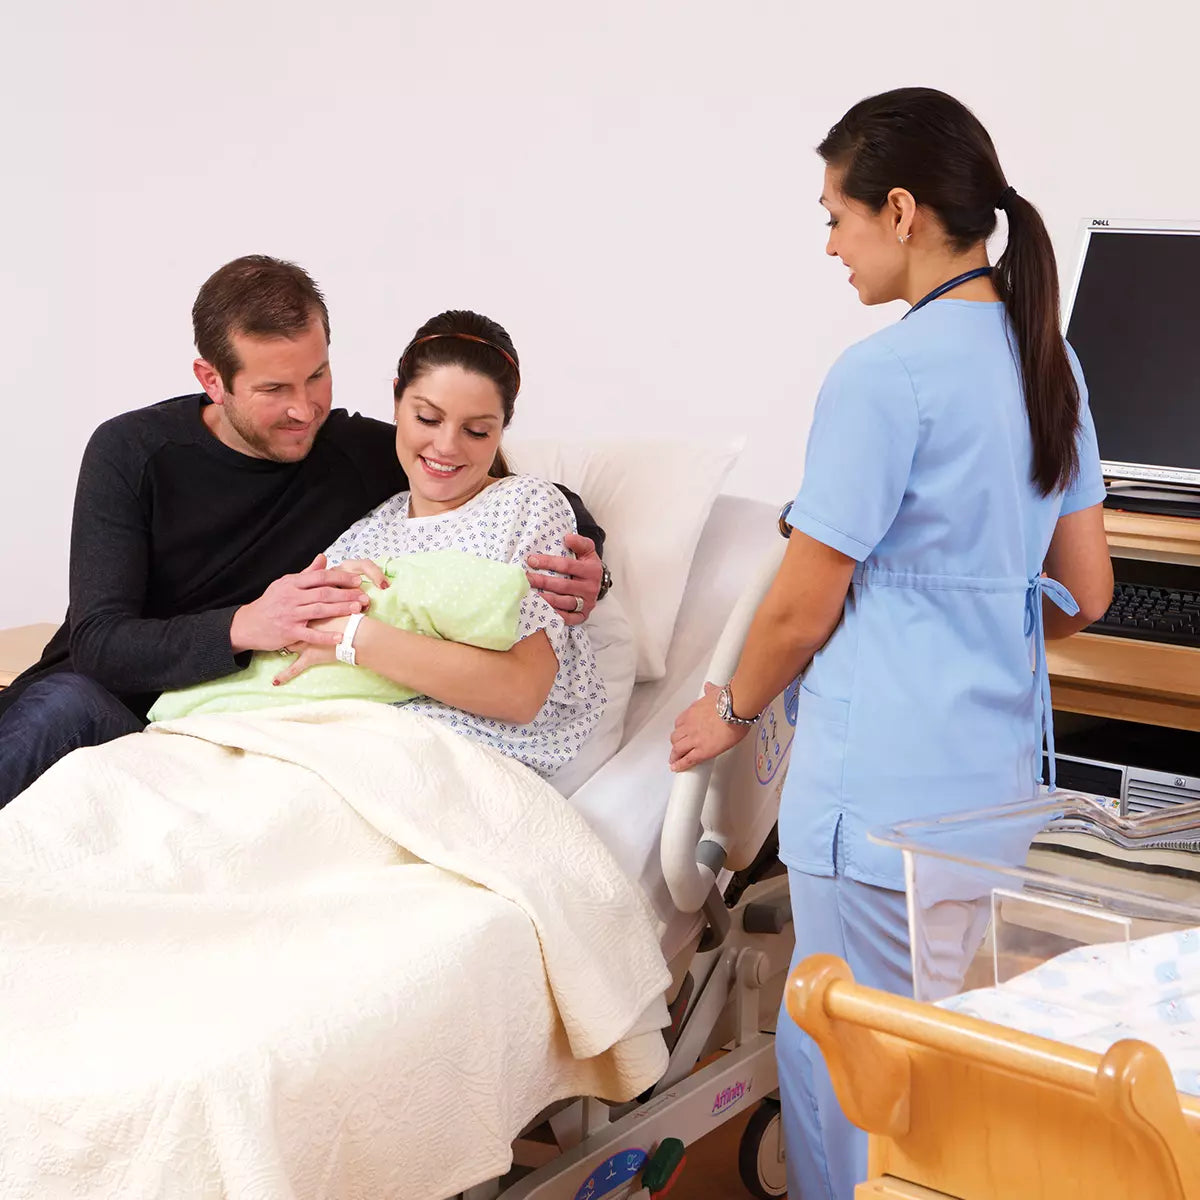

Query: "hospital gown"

xmin=324 ymin=473 xmax=605 ymax=776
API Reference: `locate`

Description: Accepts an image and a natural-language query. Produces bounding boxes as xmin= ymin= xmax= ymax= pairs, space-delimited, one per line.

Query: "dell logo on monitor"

xmin=1091 ymin=219 xmax=1111 ymax=227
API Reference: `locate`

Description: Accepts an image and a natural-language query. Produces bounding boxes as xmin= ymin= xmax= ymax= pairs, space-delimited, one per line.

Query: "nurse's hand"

xmin=669 ymin=683 xmax=751 ymax=772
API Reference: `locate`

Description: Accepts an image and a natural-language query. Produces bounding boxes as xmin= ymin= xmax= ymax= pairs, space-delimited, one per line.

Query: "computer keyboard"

xmin=1090 ymin=580 xmax=1200 ymax=648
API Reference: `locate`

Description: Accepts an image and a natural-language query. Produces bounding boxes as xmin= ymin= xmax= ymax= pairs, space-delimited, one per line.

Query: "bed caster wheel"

xmin=738 ymin=1098 xmax=787 ymax=1198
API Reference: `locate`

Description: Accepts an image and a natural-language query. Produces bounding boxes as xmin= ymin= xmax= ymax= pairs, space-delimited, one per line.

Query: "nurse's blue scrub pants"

xmin=778 ymin=860 xmax=911 ymax=1200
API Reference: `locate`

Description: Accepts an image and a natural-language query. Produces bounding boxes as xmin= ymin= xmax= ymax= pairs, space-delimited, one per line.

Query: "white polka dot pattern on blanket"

xmin=324 ymin=475 xmax=605 ymax=776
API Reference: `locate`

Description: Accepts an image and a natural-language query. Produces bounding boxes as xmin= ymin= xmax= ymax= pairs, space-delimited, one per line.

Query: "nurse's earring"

xmin=897 ymin=232 xmax=911 ymax=244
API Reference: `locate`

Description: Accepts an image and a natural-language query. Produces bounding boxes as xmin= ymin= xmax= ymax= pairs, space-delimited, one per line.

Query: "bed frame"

xmin=456 ymin=529 xmax=796 ymax=1199
xmin=787 ymin=954 xmax=1200 ymax=1200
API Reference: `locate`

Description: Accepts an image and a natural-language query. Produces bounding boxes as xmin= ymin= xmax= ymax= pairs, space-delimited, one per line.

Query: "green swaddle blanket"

xmin=148 ymin=549 xmax=530 ymax=722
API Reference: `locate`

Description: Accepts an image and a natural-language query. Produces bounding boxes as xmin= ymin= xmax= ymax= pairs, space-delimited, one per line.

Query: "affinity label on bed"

xmin=711 ymin=1076 xmax=752 ymax=1115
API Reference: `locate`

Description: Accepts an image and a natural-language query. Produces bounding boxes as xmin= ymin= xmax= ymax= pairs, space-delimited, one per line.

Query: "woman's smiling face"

xmin=394 ymin=364 xmax=506 ymax=516
xmin=820 ymin=164 xmax=909 ymax=306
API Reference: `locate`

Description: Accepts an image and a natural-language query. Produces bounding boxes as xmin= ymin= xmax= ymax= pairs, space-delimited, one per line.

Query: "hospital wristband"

xmin=336 ymin=612 xmax=365 ymax=667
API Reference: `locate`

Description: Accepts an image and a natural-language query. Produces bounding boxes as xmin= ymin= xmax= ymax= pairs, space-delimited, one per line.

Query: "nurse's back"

xmin=867 ymin=298 xmax=1095 ymax=582
xmin=791 ymin=295 xmax=1107 ymax=879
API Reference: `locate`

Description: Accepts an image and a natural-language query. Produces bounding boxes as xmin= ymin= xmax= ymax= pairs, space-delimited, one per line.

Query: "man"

xmin=0 ymin=255 xmax=607 ymax=803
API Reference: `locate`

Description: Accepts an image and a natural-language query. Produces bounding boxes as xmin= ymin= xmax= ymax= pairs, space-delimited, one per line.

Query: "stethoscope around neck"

xmin=904 ymin=266 xmax=994 ymax=318
xmin=774 ymin=264 xmax=998 ymax=536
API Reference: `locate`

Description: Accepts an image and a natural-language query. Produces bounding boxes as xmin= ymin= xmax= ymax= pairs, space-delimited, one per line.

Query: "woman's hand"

xmin=330 ymin=558 xmax=390 ymax=594
xmin=669 ymin=683 xmax=751 ymax=772
xmin=273 ymin=615 xmax=348 ymax=686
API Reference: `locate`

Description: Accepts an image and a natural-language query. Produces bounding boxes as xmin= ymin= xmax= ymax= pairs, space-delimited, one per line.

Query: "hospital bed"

xmin=458 ymin=490 xmax=798 ymax=1200
xmin=784 ymin=795 xmax=1200 ymax=1199
xmin=0 ymin=489 xmax=799 ymax=1200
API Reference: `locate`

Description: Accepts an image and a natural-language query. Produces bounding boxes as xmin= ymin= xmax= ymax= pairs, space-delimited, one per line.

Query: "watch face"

xmin=777 ymin=501 xmax=794 ymax=540
xmin=716 ymin=688 xmax=730 ymax=719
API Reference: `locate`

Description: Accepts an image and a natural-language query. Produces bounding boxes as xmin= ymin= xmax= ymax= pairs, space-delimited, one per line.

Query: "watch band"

xmin=718 ymin=682 xmax=759 ymax=727
xmin=336 ymin=612 xmax=365 ymax=666
xmin=597 ymin=563 xmax=613 ymax=602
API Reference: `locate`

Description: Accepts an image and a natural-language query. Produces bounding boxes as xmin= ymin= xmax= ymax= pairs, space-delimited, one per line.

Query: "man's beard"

xmin=225 ymin=404 xmax=321 ymax=463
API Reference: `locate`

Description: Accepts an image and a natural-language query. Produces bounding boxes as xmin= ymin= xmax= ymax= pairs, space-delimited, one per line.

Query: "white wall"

xmin=4 ymin=0 xmax=1199 ymax=628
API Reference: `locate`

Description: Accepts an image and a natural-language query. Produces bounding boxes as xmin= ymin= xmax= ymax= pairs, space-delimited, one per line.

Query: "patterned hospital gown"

xmin=323 ymin=474 xmax=605 ymax=776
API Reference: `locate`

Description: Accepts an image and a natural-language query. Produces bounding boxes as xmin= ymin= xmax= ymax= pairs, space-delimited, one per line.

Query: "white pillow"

xmin=509 ymin=438 xmax=745 ymax=680
xmin=549 ymin=588 xmax=638 ymax=797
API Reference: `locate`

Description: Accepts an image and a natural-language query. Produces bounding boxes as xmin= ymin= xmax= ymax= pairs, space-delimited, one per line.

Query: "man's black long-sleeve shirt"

xmin=2 ymin=394 xmax=602 ymax=719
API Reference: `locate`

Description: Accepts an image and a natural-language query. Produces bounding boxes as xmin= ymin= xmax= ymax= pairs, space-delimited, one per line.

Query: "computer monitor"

xmin=1062 ymin=219 xmax=1200 ymax=488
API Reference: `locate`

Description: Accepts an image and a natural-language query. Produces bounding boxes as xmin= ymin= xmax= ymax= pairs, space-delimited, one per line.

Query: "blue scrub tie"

xmin=1025 ymin=575 xmax=1079 ymax=790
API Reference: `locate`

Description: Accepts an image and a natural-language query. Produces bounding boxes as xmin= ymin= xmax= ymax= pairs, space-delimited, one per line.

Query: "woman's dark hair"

xmin=818 ymin=87 xmax=1079 ymax=495
xmin=395 ymin=310 xmax=520 ymax=478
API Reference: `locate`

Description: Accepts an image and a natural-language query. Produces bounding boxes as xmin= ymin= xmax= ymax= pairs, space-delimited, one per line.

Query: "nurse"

xmin=669 ymin=87 xmax=1114 ymax=1198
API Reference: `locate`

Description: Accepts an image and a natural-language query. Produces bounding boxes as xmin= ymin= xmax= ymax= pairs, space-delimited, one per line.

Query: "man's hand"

xmin=230 ymin=555 xmax=368 ymax=653
xmin=526 ymin=533 xmax=603 ymax=627
xmin=669 ymin=683 xmax=751 ymax=772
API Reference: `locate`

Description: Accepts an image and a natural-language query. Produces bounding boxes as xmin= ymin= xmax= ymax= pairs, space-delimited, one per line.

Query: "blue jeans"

xmin=0 ymin=673 xmax=144 ymax=806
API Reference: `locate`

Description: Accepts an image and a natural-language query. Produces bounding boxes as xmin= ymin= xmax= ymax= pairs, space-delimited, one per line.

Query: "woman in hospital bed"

xmin=133 ymin=307 xmax=603 ymax=779
xmin=253 ymin=307 xmax=602 ymax=775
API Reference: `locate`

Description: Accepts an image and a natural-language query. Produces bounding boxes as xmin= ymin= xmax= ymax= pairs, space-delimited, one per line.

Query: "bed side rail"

xmin=661 ymin=539 xmax=789 ymax=918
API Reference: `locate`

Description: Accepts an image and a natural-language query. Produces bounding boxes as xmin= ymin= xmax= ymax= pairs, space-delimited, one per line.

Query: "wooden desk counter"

xmin=0 ymin=623 xmax=56 ymax=689
xmin=1048 ymin=632 xmax=1200 ymax=731
xmin=1105 ymin=507 xmax=1200 ymax=565
xmin=1046 ymin=508 xmax=1200 ymax=731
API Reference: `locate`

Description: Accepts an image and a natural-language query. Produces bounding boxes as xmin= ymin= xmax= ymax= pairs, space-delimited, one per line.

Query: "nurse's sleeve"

xmin=1060 ymin=343 xmax=1107 ymax=516
xmin=787 ymin=341 xmax=919 ymax=561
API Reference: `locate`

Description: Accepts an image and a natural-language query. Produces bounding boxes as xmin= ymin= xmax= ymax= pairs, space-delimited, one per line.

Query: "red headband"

xmin=399 ymin=332 xmax=521 ymax=394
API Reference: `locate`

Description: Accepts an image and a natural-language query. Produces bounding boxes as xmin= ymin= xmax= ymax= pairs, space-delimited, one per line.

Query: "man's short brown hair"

xmin=192 ymin=255 xmax=331 ymax=390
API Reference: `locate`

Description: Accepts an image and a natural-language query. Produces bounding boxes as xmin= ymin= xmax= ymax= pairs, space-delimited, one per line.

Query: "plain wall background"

xmin=4 ymin=0 xmax=1199 ymax=629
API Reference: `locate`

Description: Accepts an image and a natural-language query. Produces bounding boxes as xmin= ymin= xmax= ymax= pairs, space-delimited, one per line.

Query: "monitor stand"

xmin=1104 ymin=480 xmax=1200 ymax=519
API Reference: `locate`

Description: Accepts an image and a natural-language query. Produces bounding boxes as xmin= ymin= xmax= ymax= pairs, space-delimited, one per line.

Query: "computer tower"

xmin=1045 ymin=750 xmax=1200 ymax=816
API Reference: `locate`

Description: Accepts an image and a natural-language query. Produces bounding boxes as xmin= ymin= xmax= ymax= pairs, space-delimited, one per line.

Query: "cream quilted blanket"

xmin=0 ymin=702 xmax=671 ymax=1199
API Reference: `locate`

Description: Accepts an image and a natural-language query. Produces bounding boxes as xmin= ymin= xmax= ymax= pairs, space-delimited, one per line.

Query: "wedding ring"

xmin=573 ymin=595 xmax=585 ymax=614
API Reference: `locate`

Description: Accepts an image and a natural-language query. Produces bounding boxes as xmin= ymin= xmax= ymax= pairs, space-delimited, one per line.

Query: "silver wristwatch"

xmin=777 ymin=501 xmax=794 ymax=539
xmin=597 ymin=562 xmax=613 ymax=602
xmin=716 ymin=683 xmax=759 ymax=727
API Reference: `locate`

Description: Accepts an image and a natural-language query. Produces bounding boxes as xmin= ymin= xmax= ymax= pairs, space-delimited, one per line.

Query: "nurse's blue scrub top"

xmin=781 ymin=299 xmax=1106 ymax=890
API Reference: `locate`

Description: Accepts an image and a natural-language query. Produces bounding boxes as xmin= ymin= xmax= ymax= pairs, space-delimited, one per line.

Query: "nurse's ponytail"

xmin=819 ymin=88 xmax=1080 ymax=496
xmin=992 ymin=189 xmax=1080 ymax=495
